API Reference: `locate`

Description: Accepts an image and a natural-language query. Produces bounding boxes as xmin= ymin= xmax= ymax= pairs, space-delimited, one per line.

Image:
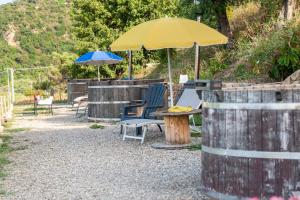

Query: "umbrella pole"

xmin=128 ymin=50 xmax=132 ymax=80
xmin=167 ymin=48 xmax=174 ymax=107
xmin=97 ymin=66 xmax=100 ymax=81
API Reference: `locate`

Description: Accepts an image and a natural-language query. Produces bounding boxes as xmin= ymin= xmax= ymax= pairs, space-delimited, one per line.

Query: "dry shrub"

xmin=230 ymin=2 xmax=266 ymax=40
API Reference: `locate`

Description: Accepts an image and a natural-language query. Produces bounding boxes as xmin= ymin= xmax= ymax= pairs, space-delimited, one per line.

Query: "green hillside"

xmin=0 ymin=0 xmax=74 ymax=71
xmin=0 ymin=0 xmax=299 ymax=95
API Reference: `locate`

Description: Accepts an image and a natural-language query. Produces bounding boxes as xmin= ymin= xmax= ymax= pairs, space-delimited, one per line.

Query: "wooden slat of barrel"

xmin=206 ymin=108 xmax=219 ymax=192
xmin=248 ymin=89 xmax=263 ymax=197
xmin=261 ymin=90 xmax=277 ymax=197
xmin=235 ymin=90 xmax=248 ymax=197
xmin=217 ymin=109 xmax=226 ymax=194
xmin=262 ymin=111 xmax=277 ymax=196
xmin=113 ymin=84 xmax=120 ymax=118
xmin=293 ymin=88 xmax=300 ymax=102
xmin=104 ymin=87 xmax=109 ymax=118
xmin=208 ymin=154 xmax=219 ymax=193
xmin=294 ymin=110 xmax=300 ymax=191
xmin=276 ymin=90 xmax=294 ymax=196
xmin=223 ymin=90 xmax=237 ymax=195
xmin=201 ymin=152 xmax=209 ymax=189
xmin=201 ymin=108 xmax=210 ymax=189
xmin=202 ymin=108 xmax=209 ymax=147
xmin=207 ymin=109 xmax=215 ymax=147
xmin=281 ymin=89 xmax=293 ymax=102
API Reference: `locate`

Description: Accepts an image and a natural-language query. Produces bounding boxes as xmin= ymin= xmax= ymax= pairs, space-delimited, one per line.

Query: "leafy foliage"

xmin=71 ymin=0 xmax=179 ymax=78
xmin=0 ymin=0 xmax=74 ymax=70
xmin=268 ymin=25 xmax=300 ymax=81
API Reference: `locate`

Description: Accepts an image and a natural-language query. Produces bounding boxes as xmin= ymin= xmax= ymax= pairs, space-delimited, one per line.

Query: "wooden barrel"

xmin=88 ymin=79 xmax=165 ymax=121
xmin=201 ymin=85 xmax=300 ymax=199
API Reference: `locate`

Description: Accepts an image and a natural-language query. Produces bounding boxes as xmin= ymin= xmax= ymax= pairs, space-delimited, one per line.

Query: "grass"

xmin=0 ymin=133 xmax=13 ymax=193
xmin=191 ymin=131 xmax=201 ymax=138
xmin=12 ymin=145 xmax=28 ymax=151
xmin=53 ymin=99 xmax=67 ymax=104
xmin=0 ymin=120 xmax=30 ymax=195
xmin=189 ymin=115 xmax=202 ymax=127
xmin=187 ymin=144 xmax=202 ymax=151
xmin=89 ymin=124 xmax=105 ymax=129
xmin=5 ymin=128 xmax=30 ymax=134
xmin=23 ymin=107 xmax=48 ymax=112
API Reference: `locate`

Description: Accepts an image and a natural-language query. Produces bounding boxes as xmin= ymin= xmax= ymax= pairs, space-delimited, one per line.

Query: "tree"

xmin=279 ymin=0 xmax=297 ymax=20
xmin=211 ymin=0 xmax=234 ymax=47
xmin=71 ymin=0 xmax=179 ymax=78
xmin=179 ymin=0 xmax=234 ymax=47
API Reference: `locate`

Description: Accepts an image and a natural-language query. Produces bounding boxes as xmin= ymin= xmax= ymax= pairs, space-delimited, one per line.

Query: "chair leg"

xmin=123 ymin=125 xmax=127 ymax=141
xmin=84 ymin=105 xmax=88 ymax=117
xmin=141 ymin=126 xmax=147 ymax=144
xmin=34 ymin=104 xmax=38 ymax=115
xmin=136 ymin=127 xmax=142 ymax=136
xmin=75 ymin=105 xmax=80 ymax=117
xmin=157 ymin=124 xmax=163 ymax=132
xmin=120 ymin=124 xmax=123 ymax=135
xmin=51 ymin=104 xmax=53 ymax=115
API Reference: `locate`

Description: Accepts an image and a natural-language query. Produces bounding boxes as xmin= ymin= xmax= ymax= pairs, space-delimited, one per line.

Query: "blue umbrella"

xmin=75 ymin=51 xmax=123 ymax=80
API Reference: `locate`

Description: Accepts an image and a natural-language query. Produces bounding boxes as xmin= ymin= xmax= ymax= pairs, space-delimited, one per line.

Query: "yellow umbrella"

xmin=110 ymin=17 xmax=228 ymax=106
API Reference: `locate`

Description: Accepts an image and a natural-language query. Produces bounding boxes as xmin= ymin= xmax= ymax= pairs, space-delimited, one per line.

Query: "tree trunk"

xmin=279 ymin=0 xmax=296 ymax=21
xmin=211 ymin=0 xmax=234 ymax=48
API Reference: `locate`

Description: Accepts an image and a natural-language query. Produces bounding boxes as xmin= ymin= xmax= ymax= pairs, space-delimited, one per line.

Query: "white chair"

xmin=34 ymin=96 xmax=54 ymax=115
xmin=176 ymin=88 xmax=202 ymax=132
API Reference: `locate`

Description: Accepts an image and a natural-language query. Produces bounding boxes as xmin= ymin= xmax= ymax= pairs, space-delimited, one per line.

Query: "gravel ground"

xmin=2 ymin=105 xmax=207 ymax=200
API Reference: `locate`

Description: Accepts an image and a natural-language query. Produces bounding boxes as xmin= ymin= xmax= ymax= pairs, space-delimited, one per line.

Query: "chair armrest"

xmin=130 ymin=100 xmax=144 ymax=103
xmin=144 ymin=105 xmax=164 ymax=110
xmin=125 ymin=103 xmax=145 ymax=109
xmin=142 ymin=105 xmax=164 ymax=119
xmin=121 ymin=103 xmax=146 ymax=120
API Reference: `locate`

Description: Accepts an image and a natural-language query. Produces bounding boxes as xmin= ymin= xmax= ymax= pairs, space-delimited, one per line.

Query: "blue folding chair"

xmin=120 ymin=83 xmax=166 ymax=134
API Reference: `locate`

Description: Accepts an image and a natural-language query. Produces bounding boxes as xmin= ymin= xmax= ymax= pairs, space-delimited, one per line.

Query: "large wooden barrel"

xmin=88 ymin=79 xmax=165 ymax=121
xmin=201 ymin=84 xmax=300 ymax=199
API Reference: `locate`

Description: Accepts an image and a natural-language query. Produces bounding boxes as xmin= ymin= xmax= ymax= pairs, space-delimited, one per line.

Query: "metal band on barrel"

xmin=88 ymin=85 xmax=148 ymax=89
xmin=88 ymin=117 xmax=120 ymax=122
xmin=202 ymin=146 xmax=300 ymax=160
xmin=68 ymin=82 xmax=87 ymax=85
xmin=203 ymin=102 xmax=300 ymax=110
xmin=70 ymin=92 xmax=87 ymax=94
xmin=88 ymin=101 xmax=130 ymax=104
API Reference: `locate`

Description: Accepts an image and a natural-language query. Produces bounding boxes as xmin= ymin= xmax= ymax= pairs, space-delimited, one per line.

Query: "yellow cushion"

xmin=168 ymin=106 xmax=193 ymax=113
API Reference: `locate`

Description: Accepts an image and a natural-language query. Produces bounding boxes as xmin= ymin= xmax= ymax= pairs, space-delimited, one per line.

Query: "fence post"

xmin=2 ymin=96 xmax=6 ymax=122
xmin=0 ymin=97 xmax=3 ymax=133
xmin=10 ymin=68 xmax=15 ymax=103
xmin=6 ymin=94 xmax=12 ymax=120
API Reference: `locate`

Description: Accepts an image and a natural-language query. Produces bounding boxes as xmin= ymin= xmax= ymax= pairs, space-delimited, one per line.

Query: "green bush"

xmin=269 ymin=29 xmax=300 ymax=81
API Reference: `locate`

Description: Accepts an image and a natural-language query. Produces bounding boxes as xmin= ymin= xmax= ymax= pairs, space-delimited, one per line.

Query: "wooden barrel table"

xmin=153 ymin=109 xmax=201 ymax=145
xmin=201 ymin=84 xmax=300 ymax=199
xmin=88 ymin=79 xmax=164 ymax=121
